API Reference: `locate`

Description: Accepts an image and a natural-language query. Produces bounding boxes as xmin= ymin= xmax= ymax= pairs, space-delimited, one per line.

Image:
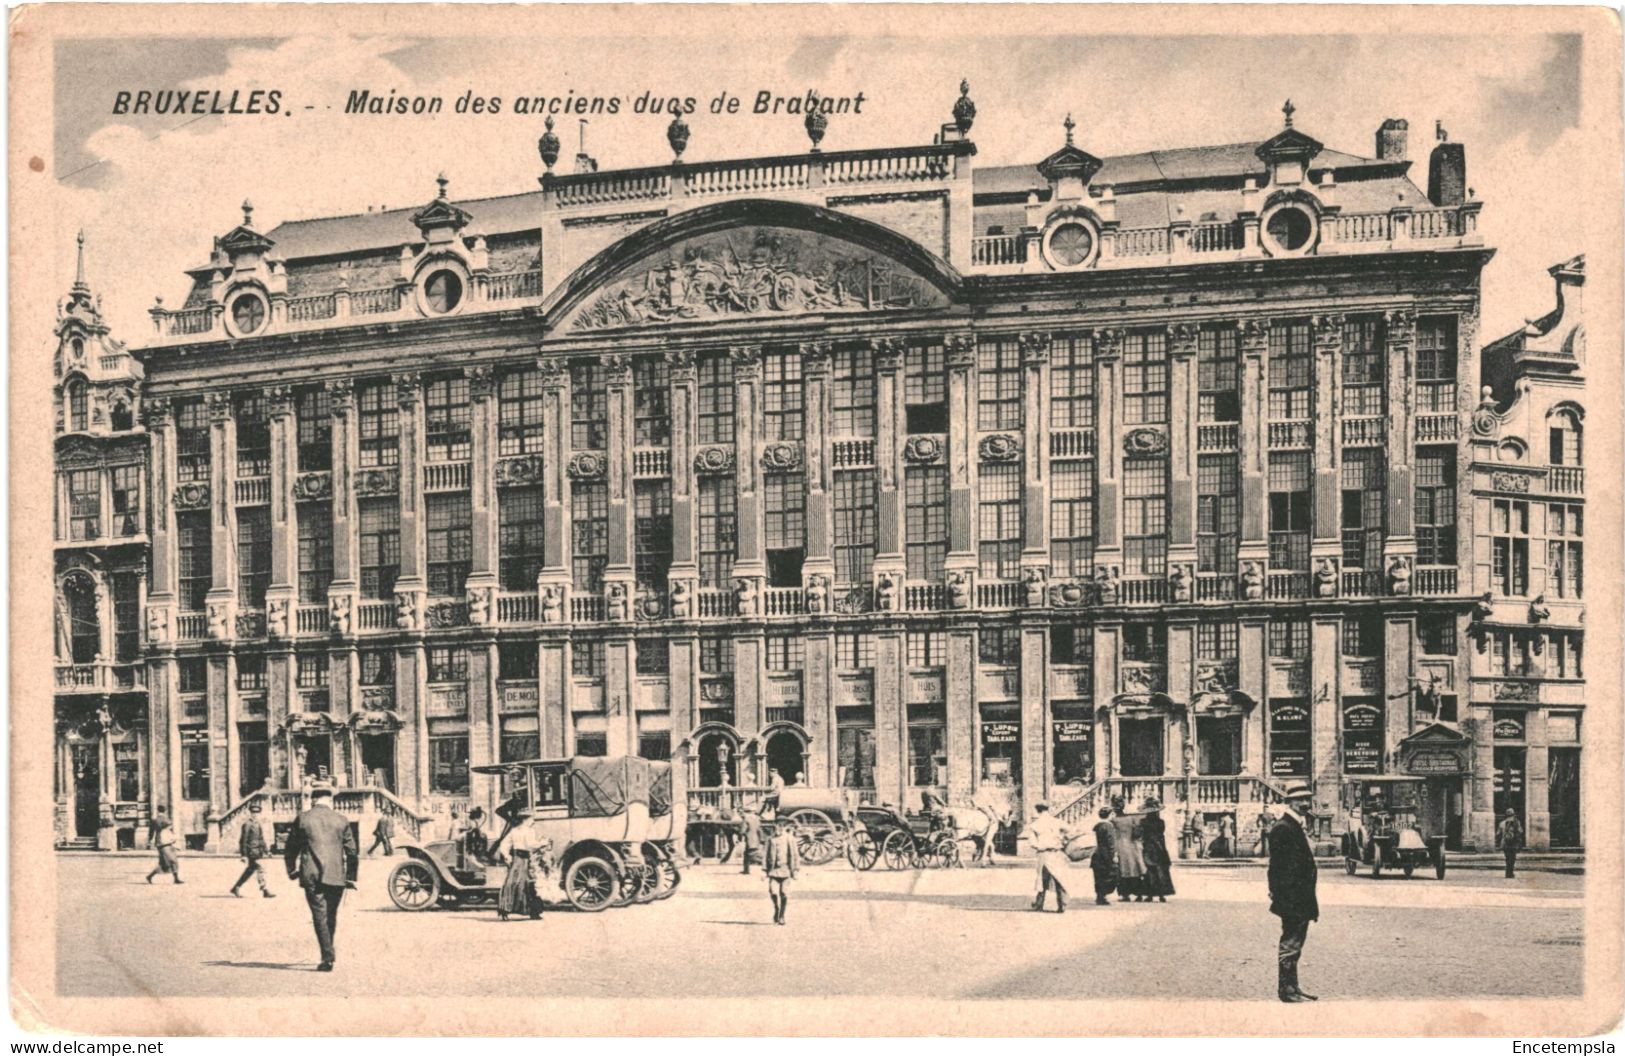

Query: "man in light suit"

xmin=1267 ymin=783 xmax=1320 ymax=1003
xmin=283 ymin=786 xmax=358 ymax=972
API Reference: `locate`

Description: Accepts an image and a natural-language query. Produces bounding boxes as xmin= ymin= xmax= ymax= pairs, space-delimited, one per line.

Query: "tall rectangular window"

xmin=1197 ymin=455 xmax=1239 ymax=574
xmin=571 ymin=481 xmax=608 ymax=592
xmin=1342 ymin=614 xmax=1383 ymax=658
xmin=1415 ymin=448 xmax=1457 ymax=566
xmin=112 ymin=573 xmax=141 ymax=662
xmin=765 ymin=635 xmax=804 ymax=671
xmin=905 ymin=465 xmax=948 ymax=582
xmin=1197 ymin=621 xmax=1239 ymax=661
xmin=977 ymin=339 xmax=1022 ymax=431
xmin=1050 ymin=333 xmax=1095 ymax=428
xmin=296 ymin=652 xmax=330 ymax=688
xmin=571 ymin=641 xmax=607 ymax=679
xmin=297 ymin=503 xmax=333 ymax=603
xmin=907 ymin=631 xmax=946 ymax=668
xmin=426 ymin=493 xmax=472 ymax=597
xmin=1268 ymin=453 xmax=1311 ymax=570
xmin=111 ymin=465 xmax=141 ymax=537
xmin=177 ymin=510 xmax=211 ymax=611
xmin=424 ymin=376 xmax=471 ymax=462
xmin=359 ymin=650 xmax=394 ymax=686
xmin=635 ymin=638 xmax=669 ymax=676
xmin=633 ymin=357 xmax=670 ymax=447
xmin=832 ymin=345 xmax=875 ymax=436
xmin=175 ymin=399 xmax=210 ymax=483
xmin=697 ymin=354 xmax=735 ymax=445
xmin=979 ymin=626 xmax=1021 ymax=665
xmin=498 ymin=642 xmax=537 ymax=681
xmin=1197 ymin=327 xmax=1241 ymax=422
xmin=428 ymin=646 xmax=469 ymax=683
xmin=836 ymin=633 xmax=878 ymax=669
xmin=1124 ymin=458 xmax=1168 ymax=576
xmin=498 ymin=367 xmax=545 ymax=456
xmin=697 ymin=475 xmax=736 ymax=587
xmin=1548 ymin=503 xmax=1583 ymax=600
xmin=358 ymin=381 xmax=400 ymax=467
xmin=234 ymin=392 xmax=270 ymax=477
xmin=66 ymin=469 xmax=100 ymax=540
xmin=1341 ymin=317 xmax=1385 ymax=417
xmin=1268 ymin=321 xmax=1312 ymax=420
xmin=699 ymin=636 xmax=735 ymax=675
xmin=635 ymin=480 xmax=673 ymax=592
xmin=1123 ymin=623 xmax=1167 ymax=663
xmin=1050 ymin=625 xmax=1090 ymax=664
xmin=358 ymin=499 xmax=399 ymax=600
xmin=570 ymin=361 xmax=607 ymax=450
xmin=1051 ymin=460 xmax=1095 ymax=578
xmin=833 ymin=470 xmax=876 ymax=585
xmin=1491 ymin=498 xmax=1530 ymax=596
xmin=237 ymin=507 xmax=271 ymax=609
xmin=978 ymin=463 xmax=1022 ymax=580
xmin=430 ymin=736 xmax=469 ymax=795
xmin=237 ymin=653 xmax=268 ymax=690
xmin=762 ymin=350 xmax=804 ymax=441
xmin=1341 ymin=449 xmax=1385 ymax=571
xmin=240 ymin=725 xmax=270 ymax=793
xmin=296 ymin=387 xmax=332 ymax=472
xmin=904 ymin=340 xmax=947 ymax=434
xmin=1415 ymin=316 xmax=1458 ymax=413
xmin=1418 ymin=614 xmax=1457 ymax=656
xmin=764 ymin=472 xmax=806 ymax=586
xmin=498 ymin=486 xmax=545 ymax=592
xmin=1123 ymin=330 xmax=1169 ymax=425
xmin=1269 ymin=619 xmax=1310 ymax=658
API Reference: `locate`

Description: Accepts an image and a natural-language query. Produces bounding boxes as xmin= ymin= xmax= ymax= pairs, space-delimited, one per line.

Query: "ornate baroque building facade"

xmin=57 ymin=91 xmax=1583 ymax=853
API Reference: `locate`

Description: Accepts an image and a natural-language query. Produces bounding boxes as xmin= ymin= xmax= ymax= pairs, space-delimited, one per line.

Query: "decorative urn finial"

xmin=952 ymin=78 xmax=976 ymax=135
xmin=667 ymin=112 xmax=690 ymax=161
xmin=1063 ymin=113 xmax=1076 ymax=147
xmin=804 ymin=96 xmax=827 ymax=152
xmin=1282 ymin=98 xmax=1295 ymax=128
xmin=435 ymin=172 xmax=449 ymax=200
xmin=242 ymin=199 xmax=254 ymax=227
xmin=74 ymin=229 xmax=88 ymax=291
xmin=538 ymin=115 xmax=561 ymax=171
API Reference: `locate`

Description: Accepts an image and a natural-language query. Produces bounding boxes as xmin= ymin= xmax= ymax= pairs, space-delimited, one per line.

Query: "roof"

xmin=264 ymin=188 xmax=546 ymax=261
xmin=973 ymin=141 xmax=1390 ymax=197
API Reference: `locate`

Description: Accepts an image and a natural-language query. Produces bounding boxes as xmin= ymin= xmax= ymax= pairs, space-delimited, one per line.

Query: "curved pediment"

xmin=546 ymin=199 xmax=959 ymax=334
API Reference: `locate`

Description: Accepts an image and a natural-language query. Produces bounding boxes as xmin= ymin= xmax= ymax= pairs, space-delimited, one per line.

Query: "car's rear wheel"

xmin=1403 ymin=861 xmax=1415 ymax=878
xmin=654 ymin=850 xmax=681 ymax=900
xmin=1435 ymin=851 xmax=1447 ymax=880
xmin=1371 ymin=842 xmax=1385 ymax=879
xmin=387 ymin=859 xmax=439 ymax=911
xmin=564 ymin=857 xmax=617 ymax=912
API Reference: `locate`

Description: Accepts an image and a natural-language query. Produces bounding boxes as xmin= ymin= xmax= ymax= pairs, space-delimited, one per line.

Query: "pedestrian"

xmin=230 ymin=801 xmax=275 ymax=898
xmin=463 ymin=806 xmax=490 ymax=862
xmin=1024 ymin=800 xmax=1071 ymax=913
xmin=1139 ymin=799 xmax=1175 ymax=903
xmin=1255 ymin=807 xmax=1275 ymax=857
xmin=145 ymin=809 xmax=183 ymax=885
xmin=1090 ymin=807 xmax=1118 ymax=905
xmin=367 ymin=813 xmax=395 ymax=857
xmin=971 ymin=781 xmax=1007 ymax=865
xmin=1110 ymin=796 xmax=1145 ymax=902
xmin=1266 ymin=783 xmax=1320 ymax=1003
xmin=498 ymin=819 xmax=550 ymax=921
xmin=740 ymin=806 xmax=764 ymax=875
xmin=1497 ymin=808 xmax=1525 ymax=879
xmin=283 ymin=785 xmax=359 ymax=972
xmin=763 ymin=821 xmax=799 ymax=924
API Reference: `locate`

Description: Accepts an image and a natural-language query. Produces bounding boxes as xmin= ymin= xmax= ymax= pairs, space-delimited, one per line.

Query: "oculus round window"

xmin=423 ymin=270 xmax=464 ymax=314
xmin=1264 ymin=205 xmax=1315 ymax=254
xmin=229 ymin=293 xmax=266 ymax=335
xmin=1042 ymin=216 xmax=1100 ymax=271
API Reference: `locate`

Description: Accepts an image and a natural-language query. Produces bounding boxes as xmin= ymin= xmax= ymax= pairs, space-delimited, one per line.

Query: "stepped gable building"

xmin=78 ymin=88 xmax=1506 ymax=852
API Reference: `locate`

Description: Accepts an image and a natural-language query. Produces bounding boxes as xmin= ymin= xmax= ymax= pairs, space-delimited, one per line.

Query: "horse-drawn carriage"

xmin=765 ymin=787 xmax=997 ymax=870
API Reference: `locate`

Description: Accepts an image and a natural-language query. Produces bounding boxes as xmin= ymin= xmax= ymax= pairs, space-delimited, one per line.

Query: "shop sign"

xmin=982 ymin=722 xmax=1019 ymax=745
xmin=1270 ymin=751 xmax=1308 ymax=778
xmin=1054 ymin=720 xmax=1092 ymax=742
xmin=1407 ymin=748 xmax=1465 ymax=775
xmin=1270 ymin=703 xmax=1309 ymax=727
xmin=1343 ymin=732 xmax=1382 ymax=773
xmin=1342 ymin=702 xmax=1382 ymax=731
xmin=1493 ymin=717 xmax=1525 ymax=741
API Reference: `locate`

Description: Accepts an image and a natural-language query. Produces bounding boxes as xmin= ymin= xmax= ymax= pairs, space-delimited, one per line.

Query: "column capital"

xmin=139 ymin=397 xmax=173 ymax=429
xmin=663 ymin=347 xmax=698 ymax=381
xmin=1092 ymin=327 xmax=1124 ymax=359
xmin=728 ymin=344 xmax=762 ymax=376
xmin=266 ymin=384 xmax=297 ymax=418
xmin=536 ymin=356 xmax=568 ymax=389
xmin=1238 ymin=318 xmax=1270 ymax=354
xmin=602 ymin=353 xmax=634 ymax=387
xmin=1168 ymin=322 xmax=1201 ymax=354
xmin=1384 ymin=307 xmax=1418 ymax=343
xmin=325 ymin=376 xmax=355 ymax=413
xmin=392 ymin=371 xmax=422 ymax=408
xmin=945 ymin=332 xmax=976 ymax=368
xmin=1313 ymin=313 xmax=1345 ymax=349
xmin=868 ymin=336 xmax=907 ymax=370
xmin=467 ymin=364 xmax=497 ymax=401
xmin=205 ymin=391 xmax=233 ymax=422
xmin=799 ymin=340 xmax=833 ymax=373
xmin=1019 ymin=330 xmax=1051 ymax=364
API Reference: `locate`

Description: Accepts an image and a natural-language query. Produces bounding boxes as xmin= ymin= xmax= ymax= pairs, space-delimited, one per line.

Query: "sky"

xmin=50 ymin=30 xmax=1586 ymax=347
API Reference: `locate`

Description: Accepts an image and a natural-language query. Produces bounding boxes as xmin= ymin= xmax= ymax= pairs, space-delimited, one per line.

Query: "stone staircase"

xmin=1053 ymin=774 xmax=1295 ymax=854
xmin=214 ymin=786 xmax=432 ymax=851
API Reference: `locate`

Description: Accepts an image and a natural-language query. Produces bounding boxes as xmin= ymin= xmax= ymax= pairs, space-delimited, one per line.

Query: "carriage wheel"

xmin=564 ymin=857 xmax=617 ymax=912
xmin=846 ymin=829 xmax=879 ymax=871
xmin=882 ymin=829 xmax=915 ymax=870
xmin=934 ymin=835 xmax=961 ymax=869
xmin=790 ymin=809 xmax=839 ymax=866
xmin=387 ymin=859 xmax=440 ymax=911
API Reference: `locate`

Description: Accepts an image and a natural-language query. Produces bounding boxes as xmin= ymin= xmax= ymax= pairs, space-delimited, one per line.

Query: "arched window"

xmin=60 ymin=575 xmax=100 ymax=663
xmin=66 ymin=379 xmax=88 ymax=432
xmin=1549 ymin=410 xmax=1583 ymax=466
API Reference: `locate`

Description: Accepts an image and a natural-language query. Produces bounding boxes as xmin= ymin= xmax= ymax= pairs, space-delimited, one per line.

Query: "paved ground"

xmin=57 ymin=852 xmax=1583 ymax=1001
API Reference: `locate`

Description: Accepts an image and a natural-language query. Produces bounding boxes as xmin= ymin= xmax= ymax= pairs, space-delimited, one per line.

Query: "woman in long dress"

xmin=498 ymin=820 xmax=548 ymax=921
xmin=1109 ymin=797 xmax=1146 ymax=902
xmin=1139 ymin=799 xmax=1176 ymax=902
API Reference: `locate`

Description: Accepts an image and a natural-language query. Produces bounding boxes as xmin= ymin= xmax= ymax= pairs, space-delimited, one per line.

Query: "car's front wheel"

xmin=387 ymin=859 xmax=439 ymax=911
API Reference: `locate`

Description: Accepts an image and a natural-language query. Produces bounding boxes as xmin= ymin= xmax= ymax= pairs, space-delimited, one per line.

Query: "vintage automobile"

xmin=386 ymin=755 xmax=662 ymax=913
xmin=634 ymin=759 xmax=682 ymax=902
xmin=1341 ymin=776 xmax=1448 ymax=879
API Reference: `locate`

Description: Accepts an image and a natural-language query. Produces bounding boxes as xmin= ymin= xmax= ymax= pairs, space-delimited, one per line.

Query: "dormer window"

xmin=70 ymin=337 xmax=85 ymax=361
xmin=66 ymin=378 xmax=88 ymax=432
xmin=1044 ymin=219 xmax=1096 ymax=270
xmin=227 ymin=290 xmax=268 ymax=337
xmin=1261 ymin=202 xmax=1317 ymax=256
xmin=423 ymin=269 xmax=464 ymax=315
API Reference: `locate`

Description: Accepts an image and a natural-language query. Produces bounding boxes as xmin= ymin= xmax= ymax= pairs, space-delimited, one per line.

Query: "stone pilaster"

xmin=803 ymin=632 xmax=833 ymax=785
xmin=873 ymin=338 xmax=905 ymax=560
xmin=1093 ymin=329 xmax=1123 ymax=554
xmin=1168 ymin=324 xmax=1199 ymax=552
xmin=326 ymin=379 xmax=359 ymax=636
xmin=1525 ymin=706 xmax=1550 ymax=849
xmin=1092 ymin=624 xmax=1120 ymax=778
xmin=1310 ymin=616 xmax=1340 ymax=819
xmin=729 ymin=345 xmax=764 ymax=588
xmin=1238 ymin=618 xmax=1268 ymax=776
xmin=1384 ymin=615 xmax=1414 ymax=766
xmin=1239 ymin=320 xmax=1269 ymax=548
xmin=266 ymin=386 xmax=299 ymax=598
xmin=205 ymin=392 xmax=236 ymax=639
xmin=1384 ymin=309 xmax=1418 ymax=543
xmin=944 ymin=334 xmax=976 ymax=573
xmin=392 ymin=373 xmax=427 ymax=617
xmin=142 ymin=399 xmax=177 ymax=610
xmin=1019 ymin=332 xmax=1050 ymax=564
xmin=540 ymin=639 xmax=570 ymax=756
xmin=666 ymin=350 xmax=699 ymax=580
xmin=1312 ymin=314 xmax=1343 ymax=546
xmin=1019 ymin=625 xmax=1048 ymax=801
xmin=872 ymin=632 xmax=904 ymax=803
xmin=945 ymin=630 xmax=976 ymax=802
xmin=799 ymin=342 xmax=834 ymax=583
xmin=602 ymin=354 xmax=636 ymax=597
xmin=467 ymin=366 xmax=498 ymax=582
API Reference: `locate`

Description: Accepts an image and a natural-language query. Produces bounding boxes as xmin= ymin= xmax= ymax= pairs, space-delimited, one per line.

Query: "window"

xmin=1491 ymin=498 xmax=1530 ymax=596
xmin=66 ymin=469 xmax=100 ymax=540
xmin=359 ymin=650 xmax=394 ymax=686
xmin=498 ymin=368 xmax=545 ymax=456
xmin=175 ymin=399 xmax=210 ymax=483
xmin=426 ymin=493 xmax=472 ymax=597
xmin=570 ymin=361 xmax=607 ymax=450
xmin=638 ymin=732 xmax=670 ymax=762
xmin=1197 ymin=455 xmax=1238 ymax=574
xmin=832 ymin=345 xmax=876 ymax=436
xmin=110 ymin=403 xmax=133 ymax=431
xmin=1268 ymin=453 xmax=1311 ymax=571
xmin=1415 ymin=449 xmax=1457 ymax=566
xmin=177 ymin=510 xmax=211 ymax=611
xmin=358 ymin=381 xmax=400 ymax=467
xmin=112 ymin=573 xmax=140 ymax=662
xmin=1418 ymin=615 xmax=1457 ymax=656
xmin=503 ymin=733 xmax=541 ymax=764
xmin=696 ymin=354 xmax=735 ymax=445
xmin=1415 ymin=316 xmax=1457 ymax=413
xmin=634 ymin=480 xmax=673 ymax=592
xmin=1268 ymin=321 xmax=1312 ymax=420
xmin=1197 ymin=621 xmax=1238 ymax=661
xmin=838 ymin=725 xmax=876 ymax=789
xmin=635 ymin=638 xmax=669 ymax=676
xmin=574 ymin=732 xmax=608 ymax=758
xmin=764 ymin=473 xmax=805 ymax=586
xmin=234 ymin=652 xmax=267 ymax=691
xmin=572 ymin=640 xmax=605 ymax=678
xmin=110 ymin=465 xmax=141 ymax=536
xmin=296 ymin=653 xmax=329 ymax=688
xmin=904 ymin=340 xmax=947 ymax=434
xmin=763 ymin=350 xmax=803 ymax=441
xmin=358 ymin=499 xmax=400 ymax=600
xmin=498 ymin=642 xmax=537 ymax=681
xmin=115 ymin=741 xmax=144 ymax=802
xmin=179 ymin=657 xmax=209 ymax=694
xmin=498 ymin=486 xmax=545 ymax=593
xmin=908 ymin=722 xmax=947 ymax=787
xmin=699 ymin=636 xmax=734 ymax=675
xmin=237 ymin=507 xmax=271 ymax=609
xmin=570 ymin=480 xmax=608 ymax=592
xmin=1549 ymin=632 xmax=1583 ymax=679
xmin=67 ymin=378 xmax=88 ymax=432
xmin=1549 ymin=411 xmax=1582 ymax=466
xmin=297 ymin=503 xmax=333 ymax=603
xmin=181 ymin=739 xmax=211 ymax=800
xmin=1124 ymin=458 xmax=1168 ymax=576
xmin=1269 ymin=619 xmax=1309 ymax=659
xmin=1268 ymin=701 xmax=1309 ymax=779
xmin=633 ymin=357 xmax=670 ymax=447
xmin=765 ymin=635 xmax=804 ymax=671
xmin=1050 ymin=625 xmax=1090 ymax=665
xmin=1341 ymin=449 xmax=1384 ymax=571
xmin=1548 ymin=503 xmax=1583 ymax=599
xmin=235 ymin=392 xmax=270 ymax=476
xmin=423 ymin=270 xmax=463 ymax=314
xmin=979 ymin=626 xmax=1021 ymax=666
xmin=430 ymin=736 xmax=469 ymax=794
xmin=1051 ymin=459 xmax=1095 ymax=579
xmin=1197 ymin=327 xmax=1240 ymax=422
xmin=905 ymin=465 xmax=949 ymax=582
xmin=1342 ymin=615 xmax=1383 ymax=658
xmin=1123 ymin=330 xmax=1169 ymax=425
xmin=1341 ymin=317 xmax=1385 ymax=417
xmin=424 ymin=376 xmax=471 ymax=462
xmin=697 ymin=475 xmax=736 ymax=587
xmin=65 ymin=577 xmax=100 ymax=663
xmin=296 ymin=387 xmax=332 ymax=472
xmin=977 ymin=339 xmax=1022 ymax=431
xmin=1051 ymin=333 xmax=1096 ymax=428
xmin=833 ymin=470 xmax=876 ymax=585
xmin=836 ymin=633 xmax=878 ymax=669
xmin=907 ymin=631 xmax=946 ymax=668
xmin=977 ymin=463 xmax=1021 ymax=580
xmin=1122 ymin=623 xmax=1166 ymax=664
xmin=428 ymin=647 xmax=468 ymax=683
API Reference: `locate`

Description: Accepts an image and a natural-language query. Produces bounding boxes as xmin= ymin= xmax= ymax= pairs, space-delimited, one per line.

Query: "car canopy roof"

xmin=472 ymin=756 xmax=655 ymax=819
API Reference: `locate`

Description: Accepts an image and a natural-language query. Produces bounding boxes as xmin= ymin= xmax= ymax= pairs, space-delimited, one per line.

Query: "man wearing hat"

xmin=1023 ymin=800 xmax=1071 ymax=913
xmin=739 ymin=805 xmax=764 ymax=875
xmin=230 ymin=800 xmax=275 ymax=898
xmin=1266 ymin=783 xmax=1319 ymax=1002
xmin=1496 ymin=808 xmax=1525 ymax=879
xmin=283 ymin=786 xmax=358 ymax=972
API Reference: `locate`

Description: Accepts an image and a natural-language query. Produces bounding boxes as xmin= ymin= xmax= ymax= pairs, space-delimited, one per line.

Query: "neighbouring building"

xmin=59 ymin=87 xmax=1530 ymax=853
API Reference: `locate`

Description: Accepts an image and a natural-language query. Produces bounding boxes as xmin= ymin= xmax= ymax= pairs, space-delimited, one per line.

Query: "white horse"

xmin=940 ymin=803 xmax=1009 ymax=866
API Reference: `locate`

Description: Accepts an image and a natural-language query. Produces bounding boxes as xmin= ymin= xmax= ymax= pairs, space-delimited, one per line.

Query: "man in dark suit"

xmin=1267 ymin=783 xmax=1320 ymax=1003
xmin=367 ymin=814 xmax=395 ymax=857
xmin=283 ymin=786 xmax=358 ymax=972
xmin=230 ymin=800 xmax=275 ymax=898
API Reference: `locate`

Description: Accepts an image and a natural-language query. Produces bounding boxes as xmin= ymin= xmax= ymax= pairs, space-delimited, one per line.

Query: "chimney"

xmin=1376 ymin=118 xmax=1408 ymax=161
xmin=1428 ymin=120 xmax=1466 ymax=207
xmin=573 ymin=118 xmax=598 ymax=175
